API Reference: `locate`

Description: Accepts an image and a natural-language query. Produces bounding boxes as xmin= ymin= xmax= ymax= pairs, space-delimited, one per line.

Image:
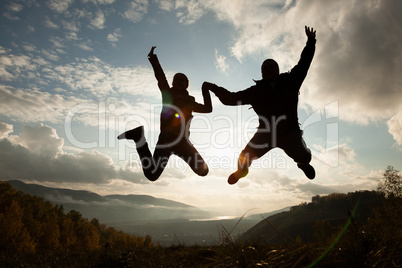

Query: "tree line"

xmin=0 ymin=182 xmax=153 ymax=255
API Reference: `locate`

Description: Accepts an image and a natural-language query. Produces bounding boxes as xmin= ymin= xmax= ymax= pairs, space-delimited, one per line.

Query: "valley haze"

xmin=5 ymin=180 xmax=289 ymax=245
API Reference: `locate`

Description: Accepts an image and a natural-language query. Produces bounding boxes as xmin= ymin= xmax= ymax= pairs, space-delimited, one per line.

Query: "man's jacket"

xmin=213 ymin=37 xmax=316 ymax=134
xmin=148 ymin=54 xmax=195 ymax=137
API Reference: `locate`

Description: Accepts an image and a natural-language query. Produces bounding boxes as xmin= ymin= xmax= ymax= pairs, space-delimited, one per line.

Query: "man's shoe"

xmin=298 ymin=163 xmax=315 ymax=180
xmin=228 ymin=169 xmax=249 ymax=185
xmin=117 ymin=126 xmax=144 ymax=143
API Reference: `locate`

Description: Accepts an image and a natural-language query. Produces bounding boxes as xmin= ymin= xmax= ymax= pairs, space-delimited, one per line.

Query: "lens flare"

xmin=308 ymin=199 xmax=361 ymax=267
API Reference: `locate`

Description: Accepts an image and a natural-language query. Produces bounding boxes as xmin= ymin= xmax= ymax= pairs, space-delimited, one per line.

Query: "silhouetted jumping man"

xmin=203 ymin=26 xmax=316 ymax=184
xmin=118 ymin=46 xmax=212 ymax=181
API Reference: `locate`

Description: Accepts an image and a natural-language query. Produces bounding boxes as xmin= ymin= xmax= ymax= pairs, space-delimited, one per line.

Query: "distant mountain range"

xmin=3 ymin=180 xmax=290 ymax=245
xmin=5 ymin=180 xmax=212 ymax=224
xmin=5 ymin=180 xmax=381 ymax=246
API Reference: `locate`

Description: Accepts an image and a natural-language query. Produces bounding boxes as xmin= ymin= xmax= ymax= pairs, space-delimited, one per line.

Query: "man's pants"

xmin=136 ymin=133 xmax=209 ymax=181
xmin=237 ymin=129 xmax=312 ymax=171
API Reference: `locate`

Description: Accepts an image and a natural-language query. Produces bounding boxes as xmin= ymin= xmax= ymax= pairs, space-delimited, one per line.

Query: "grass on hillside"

xmin=1 ymin=208 xmax=400 ymax=268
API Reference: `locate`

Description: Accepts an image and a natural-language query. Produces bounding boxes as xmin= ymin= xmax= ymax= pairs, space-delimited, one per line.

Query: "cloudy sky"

xmin=1 ymin=0 xmax=401 ymax=216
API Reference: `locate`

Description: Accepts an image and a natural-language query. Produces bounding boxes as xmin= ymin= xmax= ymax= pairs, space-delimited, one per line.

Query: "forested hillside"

xmin=241 ymin=190 xmax=383 ymax=244
xmin=0 ymin=181 xmax=153 ymax=256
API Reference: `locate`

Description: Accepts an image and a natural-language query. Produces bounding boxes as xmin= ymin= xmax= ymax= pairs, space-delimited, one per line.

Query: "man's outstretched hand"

xmin=202 ymin=82 xmax=215 ymax=92
xmin=148 ymin=46 xmax=156 ymax=58
xmin=305 ymin=26 xmax=316 ymax=40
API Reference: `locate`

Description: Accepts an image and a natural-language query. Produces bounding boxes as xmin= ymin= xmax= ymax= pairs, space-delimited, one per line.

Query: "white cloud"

xmin=0 ymin=53 xmax=31 ymax=68
xmin=9 ymin=124 xmax=63 ymax=158
xmin=175 ymin=0 xmax=207 ymax=24
xmin=0 ymin=52 xmax=36 ymax=80
xmin=47 ymin=0 xmax=74 ymax=13
xmin=44 ymin=57 xmax=157 ymax=98
xmin=0 ymin=44 xmax=160 ymax=105
xmin=3 ymin=2 xmax=24 ymax=21
xmin=293 ymin=167 xmax=380 ymax=197
xmin=90 ymin=10 xmax=106 ymax=29
xmin=49 ymin=36 xmax=65 ymax=49
xmin=107 ymin=28 xmax=122 ymax=44
xmin=6 ymin=3 xmax=24 ymax=12
xmin=214 ymin=49 xmax=229 ymax=73
xmin=72 ymin=7 xmax=90 ymax=20
xmin=310 ymin=143 xmax=355 ymax=168
xmin=336 ymin=143 xmax=356 ymax=163
xmin=22 ymin=42 xmax=36 ymax=52
xmin=76 ymin=40 xmax=94 ymax=51
xmin=65 ymin=31 xmax=79 ymax=41
xmin=44 ymin=18 xmax=59 ymax=29
xmin=41 ymin=49 xmax=60 ymax=61
xmin=61 ymin=20 xmax=80 ymax=32
xmin=154 ymin=0 xmax=174 ymax=11
xmin=387 ymin=112 xmax=402 ymax=147
xmin=123 ymin=0 xmax=149 ymax=23
xmin=0 ymin=80 xmax=157 ymax=128
xmin=83 ymin=0 xmax=117 ymax=4
xmin=0 ymin=85 xmax=86 ymax=124
xmin=109 ymin=65 xmax=158 ymax=96
xmin=0 ymin=120 xmax=13 ymax=139
xmin=2 ymin=12 xmax=20 ymax=21
xmin=98 ymin=0 xmax=117 ymax=4
xmin=0 ymin=66 xmax=14 ymax=81
xmin=107 ymin=34 xmax=118 ymax=42
xmin=26 ymin=25 xmax=35 ymax=33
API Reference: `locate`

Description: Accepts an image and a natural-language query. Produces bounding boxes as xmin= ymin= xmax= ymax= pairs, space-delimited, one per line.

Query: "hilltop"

xmin=241 ymin=190 xmax=382 ymax=244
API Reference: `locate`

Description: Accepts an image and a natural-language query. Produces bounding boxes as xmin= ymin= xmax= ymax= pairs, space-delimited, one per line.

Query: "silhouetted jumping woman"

xmin=203 ymin=26 xmax=317 ymax=184
xmin=118 ymin=46 xmax=212 ymax=181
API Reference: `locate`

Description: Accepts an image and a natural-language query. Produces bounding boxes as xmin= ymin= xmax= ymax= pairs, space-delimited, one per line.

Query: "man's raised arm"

xmin=289 ymin=26 xmax=316 ymax=84
xmin=147 ymin=46 xmax=170 ymax=91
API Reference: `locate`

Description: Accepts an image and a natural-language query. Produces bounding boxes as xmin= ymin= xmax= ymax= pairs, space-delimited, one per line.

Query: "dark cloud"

xmin=0 ymin=123 xmax=146 ymax=184
xmin=297 ymin=0 xmax=402 ymax=124
xmin=207 ymin=0 xmax=402 ymax=125
xmin=296 ymin=182 xmax=338 ymax=196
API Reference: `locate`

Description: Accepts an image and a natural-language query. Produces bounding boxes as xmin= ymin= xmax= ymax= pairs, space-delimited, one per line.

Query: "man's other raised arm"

xmin=147 ymin=46 xmax=170 ymax=91
xmin=289 ymin=26 xmax=316 ymax=85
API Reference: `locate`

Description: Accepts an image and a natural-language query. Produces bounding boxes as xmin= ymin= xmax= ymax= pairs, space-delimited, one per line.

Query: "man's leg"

xmin=118 ymin=127 xmax=173 ymax=181
xmin=175 ymin=139 xmax=209 ymax=177
xmin=120 ymin=129 xmax=171 ymax=181
xmin=139 ymin=134 xmax=173 ymax=181
xmin=280 ymin=130 xmax=315 ymax=180
xmin=228 ymin=131 xmax=272 ymax=185
xmin=117 ymin=126 xmax=146 ymax=146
